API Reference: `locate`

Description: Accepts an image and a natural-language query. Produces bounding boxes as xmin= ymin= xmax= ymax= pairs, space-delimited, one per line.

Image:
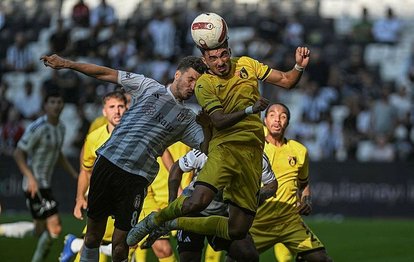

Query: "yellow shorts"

xmin=82 ymin=216 xmax=115 ymax=243
xmin=250 ymin=215 xmax=325 ymax=254
xmin=197 ymin=143 xmax=262 ymax=214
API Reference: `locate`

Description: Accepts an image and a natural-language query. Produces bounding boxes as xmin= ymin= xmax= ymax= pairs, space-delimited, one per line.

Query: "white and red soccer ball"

xmin=191 ymin=12 xmax=228 ymax=50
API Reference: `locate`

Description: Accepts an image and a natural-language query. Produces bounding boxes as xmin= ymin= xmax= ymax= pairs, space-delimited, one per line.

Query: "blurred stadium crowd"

xmin=0 ymin=0 xmax=413 ymax=162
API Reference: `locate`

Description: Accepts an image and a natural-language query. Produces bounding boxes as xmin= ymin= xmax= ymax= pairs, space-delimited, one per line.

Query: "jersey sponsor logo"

xmin=288 ymin=156 xmax=297 ymax=167
xmin=154 ymin=112 xmax=174 ymax=132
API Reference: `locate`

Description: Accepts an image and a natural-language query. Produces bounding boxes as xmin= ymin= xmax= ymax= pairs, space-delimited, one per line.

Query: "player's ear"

xmin=174 ymin=70 xmax=181 ymax=80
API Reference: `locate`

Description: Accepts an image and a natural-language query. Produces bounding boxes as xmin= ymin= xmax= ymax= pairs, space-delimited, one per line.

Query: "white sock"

xmin=0 ymin=221 xmax=34 ymax=238
xmin=71 ymin=238 xmax=85 ymax=253
xmin=99 ymin=243 xmax=112 ymax=256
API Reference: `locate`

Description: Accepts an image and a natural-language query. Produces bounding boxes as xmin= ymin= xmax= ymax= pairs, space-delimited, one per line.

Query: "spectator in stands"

xmin=372 ymin=7 xmax=403 ymax=45
xmin=351 ymin=7 xmax=373 ymax=48
xmin=71 ymin=0 xmax=90 ymax=28
xmin=90 ymin=0 xmax=117 ymax=28
xmin=13 ymin=80 xmax=42 ymax=120
xmin=147 ymin=9 xmax=177 ymax=60
xmin=0 ymin=80 xmax=12 ymax=125
xmin=49 ymin=18 xmax=71 ymax=56
xmin=370 ymin=88 xmax=397 ymax=139
xmin=0 ymin=106 xmax=24 ymax=156
xmin=4 ymin=31 xmax=35 ymax=73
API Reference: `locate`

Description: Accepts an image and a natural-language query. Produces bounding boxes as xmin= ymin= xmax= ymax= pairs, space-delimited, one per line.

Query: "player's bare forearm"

xmin=40 ymin=54 xmax=118 ymax=83
xmin=76 ymin=169 xmax=91 ymax=201
xmin=265 ymin=46 xmax=310 ymax=89
xmin=168 ymin=161 xmax=184 ymax=203
xmin=258 ymin=180 xmax=278 ymax=206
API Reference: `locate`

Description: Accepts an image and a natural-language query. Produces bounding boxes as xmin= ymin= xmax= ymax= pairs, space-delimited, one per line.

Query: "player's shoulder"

xmin=27 ymin=115 xmax=47 ymax=133
xmin=286 ymin=139 xmax=307 ymax=155
xmin=86 ymin=124 xmax=108 ymax=141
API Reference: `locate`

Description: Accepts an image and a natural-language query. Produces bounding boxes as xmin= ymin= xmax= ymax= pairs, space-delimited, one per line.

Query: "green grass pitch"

xmin=1 ymin=213 xmax=413 ymax=261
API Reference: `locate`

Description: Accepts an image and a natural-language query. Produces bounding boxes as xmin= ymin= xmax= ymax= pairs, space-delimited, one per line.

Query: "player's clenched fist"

xmin=253 ymin=97 xmax=270 ymax=113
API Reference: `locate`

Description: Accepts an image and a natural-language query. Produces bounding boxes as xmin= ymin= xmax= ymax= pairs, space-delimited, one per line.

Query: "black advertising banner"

xmin=1 ymin=156 xmax=413 ymax=217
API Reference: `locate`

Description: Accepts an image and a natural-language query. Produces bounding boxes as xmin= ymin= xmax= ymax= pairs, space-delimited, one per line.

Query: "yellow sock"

xmin=155 ymin=195 xmax=187 ymax=225
xmin=205 ymin=243 xmax=222 ymax=262
xmin=159 ymin=253 xmax=176 ymax=262
xmin=133 ymin=247 xmax=147 ymax=261
xmin=274 ymin=243 xmax=294 ymax=262
xmin=177 ymin=215 xmax=230 ymax=240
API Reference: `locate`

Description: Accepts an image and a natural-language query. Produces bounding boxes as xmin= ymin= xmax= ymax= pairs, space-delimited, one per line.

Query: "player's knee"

xmin=228 ymin=246 xmax=258 ymax=262
xmin=228 ymin=227 xmax=248 ymax=240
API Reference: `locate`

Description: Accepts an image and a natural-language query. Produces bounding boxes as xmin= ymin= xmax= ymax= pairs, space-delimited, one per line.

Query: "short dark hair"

xmin=265 ymin=103 xmax=291 ymax=121
xmin=44 ymin=88 xmax=63 ymax=104
xmin=102 ymin=90 xmax=127 ymax=105
xmin=177 ymin=56 xmax=208 ymax=74
xmin=198 ymin=40 xmax=229 ymax=55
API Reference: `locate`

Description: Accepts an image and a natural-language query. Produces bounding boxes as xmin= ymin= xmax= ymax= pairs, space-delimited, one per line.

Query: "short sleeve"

xmin=179 ymin=149 xmax=207 ymax=172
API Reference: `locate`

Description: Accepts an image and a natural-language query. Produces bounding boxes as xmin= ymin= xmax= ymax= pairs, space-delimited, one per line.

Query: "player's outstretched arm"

xmin=265 ymin=46 xmax=310 ymax=89
xmin=40 ymin=54 xmax=118 ymax=84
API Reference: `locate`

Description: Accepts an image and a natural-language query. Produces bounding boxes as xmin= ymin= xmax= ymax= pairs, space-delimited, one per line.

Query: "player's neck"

xmin=46 ymin=115 xmax=59 ymax=126
xmin=266 ymin=134 xmax=285 ymax=147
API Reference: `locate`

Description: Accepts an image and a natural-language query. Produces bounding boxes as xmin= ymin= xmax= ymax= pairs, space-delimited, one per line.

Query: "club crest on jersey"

xmin=239 ymin=67 xmax=248 ymax=79
xmin=177 ymin=108 xmax=189 ymax=122
xmin=143 ymin=103 xmax=156 ymax=116
xmin=288 ymin=156 xmax=297 ymax=167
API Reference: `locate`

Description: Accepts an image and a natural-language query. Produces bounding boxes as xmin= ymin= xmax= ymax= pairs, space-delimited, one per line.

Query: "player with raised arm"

xmin=40 ymin=54 xmax=210 ymax=262
xmin=127 ymin=13 xmax=309 ymax=256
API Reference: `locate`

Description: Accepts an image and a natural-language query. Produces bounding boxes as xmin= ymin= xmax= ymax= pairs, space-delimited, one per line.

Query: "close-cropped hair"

xmin=102 ymin=90 xmax=127 ymax=105
xmin=44 ymin=88 xmax=63 ymax=104
xmin=198 ymin=40 xmax=229 ymax=55
xmin=177 ymin=56 xmax=208 ymax=75
xmin=265 ymin=102 xmax=291 ymax=121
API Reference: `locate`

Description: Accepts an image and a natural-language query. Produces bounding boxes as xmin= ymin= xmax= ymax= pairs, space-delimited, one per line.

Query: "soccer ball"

xmin=191 ymin=12 xmax=228 ymax=50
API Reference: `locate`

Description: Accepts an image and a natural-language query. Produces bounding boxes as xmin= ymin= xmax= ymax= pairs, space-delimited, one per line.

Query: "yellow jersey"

xmin=87 ymin=115 xmax=108 ymax=134
xmin=82 ymin=124 xmax=110 ymax=171
xmin=150 ymin=142 xmax=191 ymax=206
xmin=195 ymin=56 xmax=271 ymax=149
xmin=254 ymin=139 xmax=309 ymax=226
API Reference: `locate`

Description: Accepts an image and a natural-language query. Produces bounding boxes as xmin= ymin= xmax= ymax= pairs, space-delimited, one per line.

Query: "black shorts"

xmin=25 ymin=188 xmax=58 ymax=220
xmin=87 ymin=156 xmax=149 ymax=231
